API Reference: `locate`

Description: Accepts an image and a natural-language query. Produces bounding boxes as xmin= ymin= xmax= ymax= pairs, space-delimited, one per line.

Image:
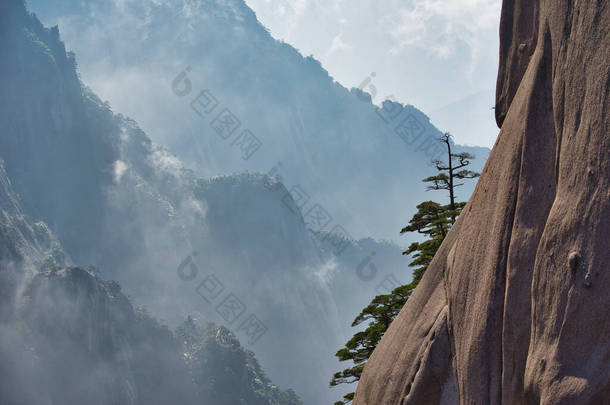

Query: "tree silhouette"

xmin=330 ymin=132 xmax=480 ymax=404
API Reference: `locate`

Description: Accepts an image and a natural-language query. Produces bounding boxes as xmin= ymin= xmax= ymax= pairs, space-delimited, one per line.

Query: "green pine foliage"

xmin=330 ymin=133 xmax=480 ymax=404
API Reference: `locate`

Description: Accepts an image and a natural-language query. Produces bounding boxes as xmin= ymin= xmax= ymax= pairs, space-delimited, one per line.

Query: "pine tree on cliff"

xmin=330 ymin=133 xmax=479 ymax=405
xmin=422 ymin=132 xmax=480 ymax=224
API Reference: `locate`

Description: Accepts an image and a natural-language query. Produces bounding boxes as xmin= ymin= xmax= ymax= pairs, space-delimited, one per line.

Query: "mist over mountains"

xmin=1 ymin=0 xmax=489 ymax=403
xmin=26 ymin=0 xmax=490 ymax=243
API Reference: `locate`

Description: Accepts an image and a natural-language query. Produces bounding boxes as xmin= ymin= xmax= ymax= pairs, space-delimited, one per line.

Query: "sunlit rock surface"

xmin=354 ymin=1 xmax=609 ymax=404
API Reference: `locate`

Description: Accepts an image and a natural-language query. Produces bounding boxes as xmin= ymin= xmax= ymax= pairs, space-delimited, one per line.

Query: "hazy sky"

xmin=244 ymin=0 xmax=502 ymax=147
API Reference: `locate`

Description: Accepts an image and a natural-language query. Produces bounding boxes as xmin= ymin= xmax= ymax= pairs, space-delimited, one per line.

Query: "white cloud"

xmin=387 ymin=0 xmax=501 ymax=58
xmin=326 ymin=32 xmax=351 ymax=56
xmin=113 ymin=160 xmax=129 ymax=184
xmin=310 ymin=258 xmax=338 ymax=284
xmin=289 ymin=0 xmax=308 ymax=15
xmin=181 ymin=197 xmax=207 ymax=222
xmin=151 ymin=149 xmax=183 ymax=177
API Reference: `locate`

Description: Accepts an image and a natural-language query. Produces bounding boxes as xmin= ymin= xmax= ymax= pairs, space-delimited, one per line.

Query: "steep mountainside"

xmin=0 ymin=2 xmax=307 ymax=403
xmin=0 ymin=1 xmax=380 ymax=402
xmin=0 ymin=266 xmax=302 ymax=405
xmin=354 ymin=1 xmax=610 ymax=404
xmin=26 ymin=0 xmax=489 ymax=243
xmin=0 ymin=159 xmax=65 ymax=317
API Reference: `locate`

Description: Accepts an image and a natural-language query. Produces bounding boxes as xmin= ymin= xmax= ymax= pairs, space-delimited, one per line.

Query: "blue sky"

xmin=245 ymin=0 xmax=502 ymax=147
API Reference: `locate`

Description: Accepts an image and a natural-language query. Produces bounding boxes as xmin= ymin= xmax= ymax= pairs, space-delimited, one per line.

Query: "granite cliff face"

xmin=353 ymin=1 xmax=609 ymax=404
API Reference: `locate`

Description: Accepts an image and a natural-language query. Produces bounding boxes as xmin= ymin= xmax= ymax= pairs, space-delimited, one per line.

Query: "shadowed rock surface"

xmin=353 ymin=1 xmax=609 ymax=404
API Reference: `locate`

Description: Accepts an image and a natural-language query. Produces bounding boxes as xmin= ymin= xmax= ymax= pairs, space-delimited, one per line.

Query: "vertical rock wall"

xmin=353 ymin=1 xmax=609 ymax=404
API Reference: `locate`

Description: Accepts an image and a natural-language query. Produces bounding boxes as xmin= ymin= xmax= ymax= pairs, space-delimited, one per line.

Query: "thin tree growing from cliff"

xmin=423 ymin=132 xmax=480 ymax=223
xmin=330 ymin=132 xmax=479 ymax=405
xmin=401 ymin=133 xmax=480 ymax=281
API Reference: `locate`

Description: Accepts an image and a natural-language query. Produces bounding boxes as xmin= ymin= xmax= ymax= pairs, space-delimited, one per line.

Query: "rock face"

xmin=21 ymin=268 xmax=141 ymax=405
xmin=0 ymin=159 xmax=65 ymax=318
xmin=353 ymin=2 xmax=609 ymax=404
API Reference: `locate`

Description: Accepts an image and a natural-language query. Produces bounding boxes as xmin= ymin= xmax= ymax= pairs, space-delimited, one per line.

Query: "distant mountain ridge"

xmin=26 ymin=0 xmax=490 ymax=243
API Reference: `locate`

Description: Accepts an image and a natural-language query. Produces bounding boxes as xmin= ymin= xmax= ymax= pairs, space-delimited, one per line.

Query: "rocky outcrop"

xmin=353 ymin=1 xmax=609 ymax=404
xmin=0 ymin=159 xmax=65 ymax=318
xmin=1 ymin=266 xmax=302 ymax=405
xmin=20 ymin=268 xmax=140 ymax=405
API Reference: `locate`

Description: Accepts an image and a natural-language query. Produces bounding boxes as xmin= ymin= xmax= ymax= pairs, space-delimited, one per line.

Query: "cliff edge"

xmin=353 ymin=1 xmax=609 ymax=404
